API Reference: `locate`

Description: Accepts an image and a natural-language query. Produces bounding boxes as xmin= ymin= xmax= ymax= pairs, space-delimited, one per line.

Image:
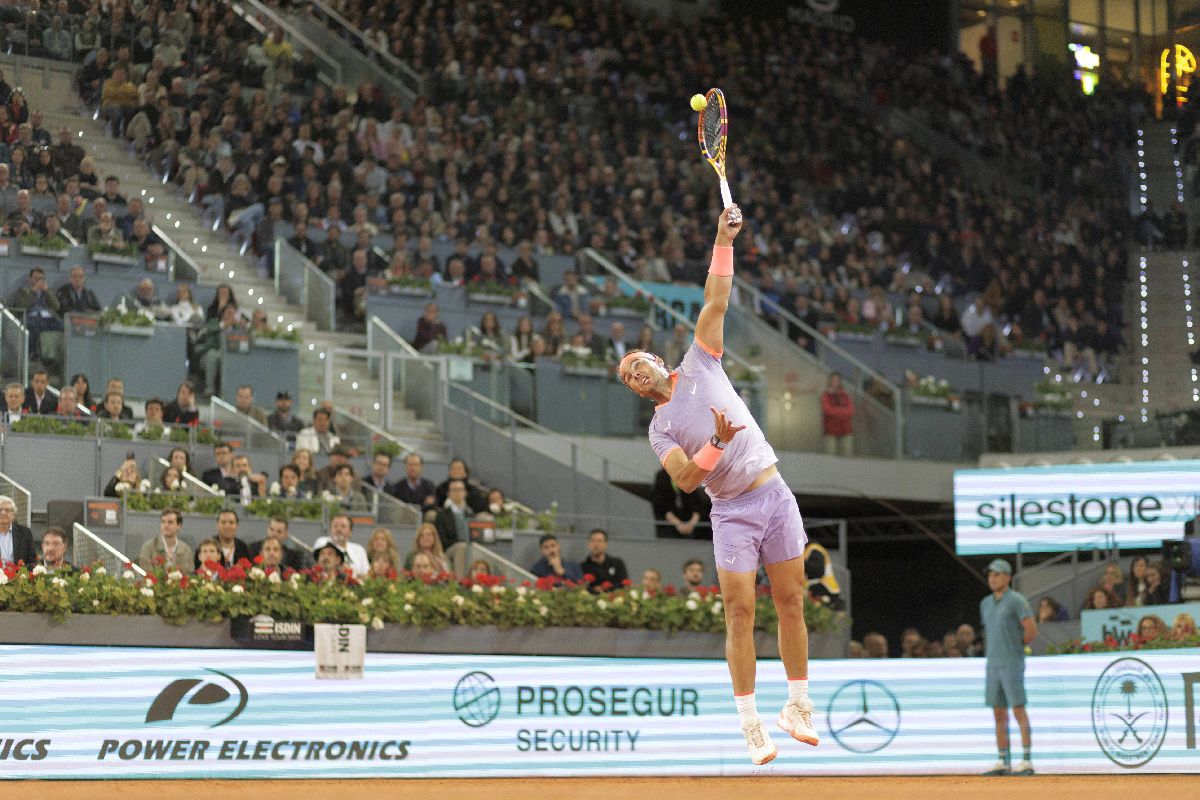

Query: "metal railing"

xmin=151 ymin=223 xmax=201 ymax=283
xmin=303 ymin=0 xmax=423 ymax=99
xmin=210 ymin=396 xmax=288 ymax=452
xmin=0 ymin=304 xmax=29 ymax=387
xmin=227 ymin=0 xmax=343 ymax=87
xmin=1014 ymin=540 xmax=1122 ymax=616
xmin=463 ymin=540 xmax=536 ymax=582
xmin=0 ymin=471 xmax=31 ymax=527
xmin=578 ymin=248 xmax=766 ymax=397
xmin=152 ymin=457 xmax=220 ymax=496
xmin=731 ymin=275 xmax=904 ymax=458
xmin=275 ymin=238 xmax=336 ymax=331
xmin=72 ymin=522 xmax=146 ymax=577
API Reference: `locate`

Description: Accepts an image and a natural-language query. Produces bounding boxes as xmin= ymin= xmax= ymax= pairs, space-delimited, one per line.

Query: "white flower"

xmin=712 ymin=601 xmax=723 ymax=615
xmin=403 ymin=603 xmax=413 ymax=613
xmin=138 ymin=479 xmax=151 ymax=493
xmin=538 ymin=605 xmax=549 ymax=617
xmin=217 ymin=489 xmax=226 ymax=497
xmin=404 ymin=591 xmax=416 ymax=601
xmin=613 ymin=596 xmax=624 ymax=607
xmin=210 ymin=483 xmax=220 ymax=492
xmin=371 ymin=616 xmax=384 ymax=630
xmin=597 ymin=599 xmax=608 ymax=610
xmin=92 ymin=599 xmax=100 ymax=607
xmin=94 ymin=566 xmax=106 ymax=576
xmin=939 ymin=378 xmax=950 ymax=388
xmin=452 ymin=594 xmax=465 ymax=606
xmin=268 ymin=571 xmax=282 ymax=584
xmin=231 ymin=584 xmax=245 ymax=594
xmin=685 ymin=599 xmax=698 ymax=611
xmin=471 ymin=584 xmax=484 ymax=594
xmin=290 ymin=572 xmax=303 ymax=585
xmin=80 ymin=572 xmax=90 ymax=582
xmin=249 ymin=567 xmax=266 ymax=581
xmin=122 ymin=570 xmax=135 ymax=580
xmin=491 ymin=585 xmax=506 ymax=594
xmin=114 ymin=481 xmax=131 ymax=494
xmin=31 ymin=565 xmax=46 ymax=576
xmin=170 ymin=480 xmax=182 ymax=491
xmin=516 ymin=585 xmax=527 ymax=596
xmin=269 ymin=482 xmax=281 ymax=497
xmin=687 ymin=591 xmax=700 ymax=602
xmin=140 ymin=587 xmax=154 ymax=597
xmin=51 ymin=576 xmax=67 ymax=588
xmin=361 ymin=597 xmax=374 ymax=606
xmin=167 ymin=570 xmax=183 ymax=583
xmin=2 ymin=572 xmax=12 ymax=585
xmin=322 ymin=490 xmax=338 ymax=503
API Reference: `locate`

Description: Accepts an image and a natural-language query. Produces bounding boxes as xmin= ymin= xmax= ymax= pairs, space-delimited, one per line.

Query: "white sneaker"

xmin=741 ymin=718 xmax=778 ymax=765
xmin=983 ymin=760 xmax=1011 ymax=776
xmin=777 ymin=697 xmax=820 ymax=746
xmin=1012 ymin=760 xmax=1035 ymax=775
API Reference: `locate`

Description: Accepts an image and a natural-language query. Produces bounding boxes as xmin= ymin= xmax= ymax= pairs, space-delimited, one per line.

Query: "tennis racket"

xmin=697 ymin=87 xmax=740 ymax=226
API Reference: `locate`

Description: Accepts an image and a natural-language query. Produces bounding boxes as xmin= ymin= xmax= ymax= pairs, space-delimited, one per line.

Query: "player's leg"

xmin=716 ymin=565 xmax=775 ymax=765
xmin=984 ymin=671 xmax=1012 ymax=776
xmin=759 ymin=486 xmax=818 ymax=746
xmin=1008 ymin=664 xmax=1033 ymax=775
xmin=763 ymin=556 xmax=818 ymax=746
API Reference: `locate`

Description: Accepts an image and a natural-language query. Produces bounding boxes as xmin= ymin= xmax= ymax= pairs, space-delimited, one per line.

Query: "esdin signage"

xmin=954 ymin=460 xmax=1200 ymax=554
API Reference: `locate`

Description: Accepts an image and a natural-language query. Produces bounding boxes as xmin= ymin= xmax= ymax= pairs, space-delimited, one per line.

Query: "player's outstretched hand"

xmin=716 ymin=205 xmax=743 ymax=246
xmin=710 ymin=406 xmax=746 ymax=445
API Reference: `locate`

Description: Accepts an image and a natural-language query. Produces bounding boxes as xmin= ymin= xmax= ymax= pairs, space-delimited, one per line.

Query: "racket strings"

xmin=703 ymin=95 xmax=724 ymax=160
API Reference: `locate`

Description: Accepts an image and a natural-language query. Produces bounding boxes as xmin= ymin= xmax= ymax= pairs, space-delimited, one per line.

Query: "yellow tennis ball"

xmin=690 ymin=93 xmax=706 ymax=112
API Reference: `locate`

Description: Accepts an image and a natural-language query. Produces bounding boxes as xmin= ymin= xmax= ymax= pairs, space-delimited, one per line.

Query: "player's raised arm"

xmin=694 ymin=206 xmax=743 ymax=357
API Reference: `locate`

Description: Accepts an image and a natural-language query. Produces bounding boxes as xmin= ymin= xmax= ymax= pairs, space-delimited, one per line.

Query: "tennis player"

xmin=619 ymin=206 xmax=818 ymax=765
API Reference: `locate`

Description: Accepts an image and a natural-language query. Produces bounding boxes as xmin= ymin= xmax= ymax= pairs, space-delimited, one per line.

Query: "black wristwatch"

xmin=710 ymin=435 xmax=728 ymax=450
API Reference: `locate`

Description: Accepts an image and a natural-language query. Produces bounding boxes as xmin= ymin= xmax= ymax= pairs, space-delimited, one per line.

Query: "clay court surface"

xmin=9 ymin=776 xmax=1193 ymax=799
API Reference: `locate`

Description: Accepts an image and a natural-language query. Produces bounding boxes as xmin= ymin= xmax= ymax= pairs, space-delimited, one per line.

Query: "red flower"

xmin=664 ymin=585 xmax=677 ymax=596
xmin=600 ymin=581 xmax=612 ymax=591
xmin=582 ymin=573 xmax=595 ymax=584
xmin=179 ymin=576 xmax=190 ymax=589
xmin=1083 ymin=644 xmax=1093 ymax=652
xmin=621 ymin=578 xmax=632 ymax=586
xmin=535 ymin=575 xmax=559 ymax=591
xmin=235 ymin=557 xmax=252 ymax=570
xmin=153 ymin=555 xmax=165 ymax=566
xmin=253 ymin=554 xmax=264 ymax=565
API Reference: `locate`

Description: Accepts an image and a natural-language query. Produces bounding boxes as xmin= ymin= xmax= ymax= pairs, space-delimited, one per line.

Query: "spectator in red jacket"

xmin=820 ymin=373 xmax=854 ymax=456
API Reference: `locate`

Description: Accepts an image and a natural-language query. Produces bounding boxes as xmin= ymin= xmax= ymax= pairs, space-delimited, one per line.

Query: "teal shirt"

xmin=980 ymin=588 xmax=1033 ymax=666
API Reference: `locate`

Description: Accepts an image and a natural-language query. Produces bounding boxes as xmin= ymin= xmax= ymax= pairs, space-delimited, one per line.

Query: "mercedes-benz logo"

xmin=827 ymin=680 xmax=901 ymax=753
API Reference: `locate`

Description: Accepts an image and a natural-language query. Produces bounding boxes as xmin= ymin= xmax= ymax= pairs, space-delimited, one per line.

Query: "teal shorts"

xmin=985 ymin=663 xmax=1026 ymax=708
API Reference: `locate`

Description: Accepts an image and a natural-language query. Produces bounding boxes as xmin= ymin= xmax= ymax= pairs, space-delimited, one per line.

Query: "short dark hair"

xmin=683 ymin=558 xmax=703 ymax=570
xmin=268 ymin=514 xmax=288 ymax=529
xmin=330 ymin=512 xmax=353 ymax=529
xmin=313 ymin=408 xmax=331 ymax=420
xmin=374 ymin=451 xmax=392 ymax=464
xmin=217 ymin=509 xmax=239 ymax=522
xmin=333 ymin=464 xmax=353 ymax=478
xmin=589 ymin=529 xmax=608 ymax=541
xmin=538 ymin=534 xmax=558 ymax=547
xmin=41 ymin=527 xmax=66 ymax=544
xmin=213 ymin=442 xmax=232 ymax=452
xmin=279 ymin=463 xmax=299 ymax=479
xmin=160 ymin=508 xmax=182 ymax=524
xmin=144 ymin=397 xmax=164 ymax=411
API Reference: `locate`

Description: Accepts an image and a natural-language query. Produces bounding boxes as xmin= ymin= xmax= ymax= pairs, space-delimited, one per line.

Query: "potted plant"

xmin=88 ymin=241 xmax=141 ymax=266
xmin=386 ymin=276 xmax=433 ymax=297
xmin=909 ymin=374 xmax=961 ymax=411
xmin=1022 ymin=377 xmax=1073 ymax=416
xmin=466 ymin=280 xmax=518 ymax=305
xmin=100 ymin=306 xmax=155 ymax=336
xmin=601 ymin=293 xmax=651 ymax=319
xmin=252 ymin=324 xmax=302 ymax=347
xmin=19 ymin=231 xmax=70 ymax=257
xmin=560 ymin=348 xmax=611 ymax=376
xmin=832 ymin=321 xmax=877 ymax=342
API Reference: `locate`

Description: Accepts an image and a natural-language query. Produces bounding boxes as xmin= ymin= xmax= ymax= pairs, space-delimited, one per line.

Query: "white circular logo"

xmin=1091 ymin=657 xmax=1169 ymax=768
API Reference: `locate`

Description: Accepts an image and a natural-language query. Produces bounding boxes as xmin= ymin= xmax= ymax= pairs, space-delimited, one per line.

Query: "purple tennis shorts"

xmin=710 ymin=475 xmax=807 ymax=573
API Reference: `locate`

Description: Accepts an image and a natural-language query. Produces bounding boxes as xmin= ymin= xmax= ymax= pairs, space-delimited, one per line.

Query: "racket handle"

xmin=719 ymin=178 xmax=733 ymax=210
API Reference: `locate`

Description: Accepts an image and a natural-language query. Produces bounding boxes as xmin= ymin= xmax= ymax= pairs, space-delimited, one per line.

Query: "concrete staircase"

xmin=24 ymin=60 xmax=445 ymax=454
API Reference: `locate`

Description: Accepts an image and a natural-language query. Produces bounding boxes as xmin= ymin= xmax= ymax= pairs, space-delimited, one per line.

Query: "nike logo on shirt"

xmin=690 ymin=381 xmax=698 ymax=395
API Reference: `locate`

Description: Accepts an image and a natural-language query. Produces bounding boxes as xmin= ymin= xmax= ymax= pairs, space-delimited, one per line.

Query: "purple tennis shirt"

xmin=648 ymin=340 xmax=777 ymax=501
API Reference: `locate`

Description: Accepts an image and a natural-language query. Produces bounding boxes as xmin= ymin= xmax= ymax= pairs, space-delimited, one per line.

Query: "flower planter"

xmin=20 ymin=245 xmax=69 ymax=258
xmin=884 ymin=336 xmax=923 ymax=348
xmin=605 ymin=306 xmax=647 ymax=319
xmin=91 ymin=252 xmax=141 ymax=267
xmin=833 ymin=330 xmax=874 ymax=343
xmin=909 ymin=393 xmax=960 ymax=411
xmin=388 ymin=285 xmax=433 ymax=297
xmin=562 ymin=365 xmax=612 ymax=378
xmin=250 ymin=337 xmax=300 ymax=350
xmin=467 ymin=293 xmax=514 ymax=305
xmin=105 ymin=323 xmax=155 ymax=337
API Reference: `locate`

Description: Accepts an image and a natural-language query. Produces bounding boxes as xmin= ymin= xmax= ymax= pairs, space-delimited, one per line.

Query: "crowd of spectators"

xmin=0 ymin=0 xmax=1134 ymax=387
